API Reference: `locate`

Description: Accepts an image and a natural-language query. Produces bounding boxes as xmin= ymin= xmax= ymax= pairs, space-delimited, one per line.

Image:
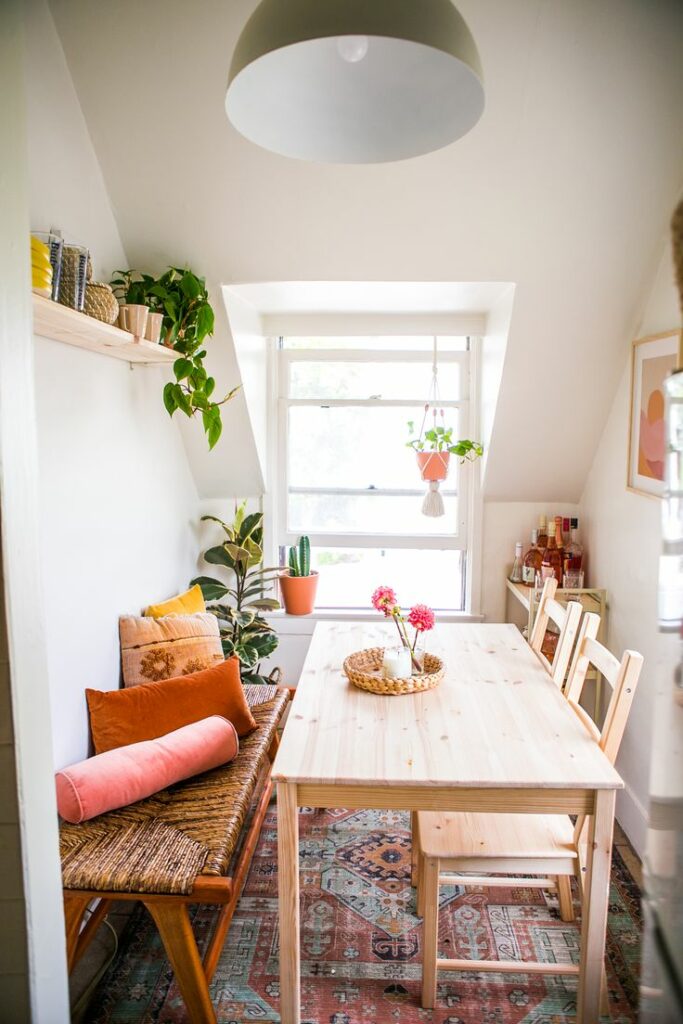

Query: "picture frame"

xmin=627 ymin=330 xmax=680 ymax=498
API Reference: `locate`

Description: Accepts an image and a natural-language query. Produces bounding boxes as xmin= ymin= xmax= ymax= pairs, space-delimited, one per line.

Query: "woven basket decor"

xmin=343 ymin=647 xmax=444 ymax=696
xmin=84 ymin=282 xmax=119 ymax=324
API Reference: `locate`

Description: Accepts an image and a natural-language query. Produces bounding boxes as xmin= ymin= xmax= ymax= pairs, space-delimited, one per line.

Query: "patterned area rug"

xmin=84 ymin=807 xmax=641 ymax=1023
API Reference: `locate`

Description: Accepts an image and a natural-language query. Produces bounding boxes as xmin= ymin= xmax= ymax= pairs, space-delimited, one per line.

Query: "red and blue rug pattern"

xmin=85 ymin=807 xmax=641 ymax=1022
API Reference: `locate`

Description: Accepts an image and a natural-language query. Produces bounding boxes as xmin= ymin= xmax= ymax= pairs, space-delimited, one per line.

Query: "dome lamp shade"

xmin=225 ymin=0 xmax=485 ymax=163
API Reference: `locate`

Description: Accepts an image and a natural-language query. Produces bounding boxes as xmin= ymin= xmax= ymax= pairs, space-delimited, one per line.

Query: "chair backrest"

xmin=565 ymin=613 xmax=644 ymax=854
xmin=528 ymin=577 xmax=583 ymax=688
xmin=564 ymin=612 xmax=644 ymax=765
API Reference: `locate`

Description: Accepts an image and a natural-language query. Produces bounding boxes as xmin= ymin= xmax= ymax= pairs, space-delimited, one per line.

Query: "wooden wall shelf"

xmin=32 ymin=294 xmax=177 ymax=365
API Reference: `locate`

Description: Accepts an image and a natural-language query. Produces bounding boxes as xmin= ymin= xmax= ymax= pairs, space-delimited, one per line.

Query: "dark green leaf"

xmin=203 ymin=406 xmax=222 ymax=449
xmin=234 ymin=642 xmax=259 ymax=668
xmin=180 ymin=273 xmax=201 ymax=300
xmin=173 ymin=357 xmax=193 ymax=380
xmin=240 ymin=672 xmax=271 ymax=686
xmin=204 ymin=544 xmax=236 ymax=569
xmin=197 ymin=303 xmax=214 ymax=339
xmin=189 ymin=575 xmax=229 ymax=601
xmin=163 ymin=381 xmax=177 ymax=416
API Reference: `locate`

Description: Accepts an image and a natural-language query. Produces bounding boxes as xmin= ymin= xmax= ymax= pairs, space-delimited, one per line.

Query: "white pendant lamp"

xmin=225 ymin=0 xmax=484 ymax=164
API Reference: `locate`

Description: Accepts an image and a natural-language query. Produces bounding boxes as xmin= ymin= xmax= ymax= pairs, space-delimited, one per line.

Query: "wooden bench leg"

xmin=421 ymin=855 xmax=440 ymax=1009
xmin=145 ymin=901 xmax=217 ymax=1024
xmin=63 ymin=893 xmax=91 ymax=972
xmin=556 ymin=875 xmax=575 ymax=922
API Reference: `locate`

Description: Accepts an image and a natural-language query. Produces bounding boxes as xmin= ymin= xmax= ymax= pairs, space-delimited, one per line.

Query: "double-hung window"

xmin=275 ymin=336 xmax=474 ymax=611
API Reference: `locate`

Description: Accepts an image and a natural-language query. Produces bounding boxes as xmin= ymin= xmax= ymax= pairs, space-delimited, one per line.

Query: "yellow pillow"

xmin=144 ymin=584 xmax=206 ymax=618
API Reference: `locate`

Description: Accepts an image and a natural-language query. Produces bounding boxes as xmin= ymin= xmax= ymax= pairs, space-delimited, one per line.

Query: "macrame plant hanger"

xmin=417 ymin=337 xmax=448 ymax=518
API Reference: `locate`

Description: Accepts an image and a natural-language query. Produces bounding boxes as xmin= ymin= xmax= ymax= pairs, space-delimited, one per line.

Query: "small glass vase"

xmin=408 ymin=633 xmax=427 ymax=676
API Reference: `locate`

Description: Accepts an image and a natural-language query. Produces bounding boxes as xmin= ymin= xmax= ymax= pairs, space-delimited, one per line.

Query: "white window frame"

xmin=269 ymin=338 xmax=481 ymax=612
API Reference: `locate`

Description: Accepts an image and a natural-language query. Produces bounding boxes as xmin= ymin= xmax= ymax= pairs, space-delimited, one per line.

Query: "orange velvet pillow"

xmin=86 ymin=657 xmax=256 ymax=754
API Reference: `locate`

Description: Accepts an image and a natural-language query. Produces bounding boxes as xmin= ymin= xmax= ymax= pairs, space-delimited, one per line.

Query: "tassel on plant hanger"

xmin=422 ymin=480 xmax=445 ymax=517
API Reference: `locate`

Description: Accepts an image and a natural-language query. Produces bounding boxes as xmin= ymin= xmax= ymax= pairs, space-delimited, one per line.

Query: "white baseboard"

xmin=616 ymin=782 xmax=649 ymax=860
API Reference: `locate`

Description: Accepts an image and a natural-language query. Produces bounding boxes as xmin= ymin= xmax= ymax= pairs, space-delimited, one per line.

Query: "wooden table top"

xmin=272 ymin=621 xmax=622 ymax=791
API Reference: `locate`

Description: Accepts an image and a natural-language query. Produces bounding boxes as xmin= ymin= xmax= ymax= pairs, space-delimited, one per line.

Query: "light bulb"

xmin=336 ymin=35 xmax=369 ymax=64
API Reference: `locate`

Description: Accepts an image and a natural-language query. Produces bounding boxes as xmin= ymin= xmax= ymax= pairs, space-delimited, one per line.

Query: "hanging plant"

xmin=405 ymin=337 xmax=483 ymax=517
xmin=111 ymin=267 xmax=240 ymax=450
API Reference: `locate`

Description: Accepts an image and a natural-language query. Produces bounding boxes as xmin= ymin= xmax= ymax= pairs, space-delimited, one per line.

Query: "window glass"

xmin=288 ymin=492 xmax=458 ymax=536
xmin=288 ymin=359 xmax=461 ymax=400
xmin=283 ymin=335 xmax=468 ymax=351
xmin=287 ymin=405 xmax=461 ymax=494
xmin=310 ymin=547 xmax=464 ymax=610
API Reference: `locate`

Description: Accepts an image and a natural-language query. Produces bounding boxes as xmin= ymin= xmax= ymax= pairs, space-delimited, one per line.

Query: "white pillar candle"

xmin=382 ymin=646 xmax=412 ymax=679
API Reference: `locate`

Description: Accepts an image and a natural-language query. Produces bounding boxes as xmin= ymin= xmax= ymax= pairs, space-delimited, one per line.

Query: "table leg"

xmin=278 ymin=782 xmax=300 ymax=1024
xmin=577 ymin=788 xmax=615 ymax=1023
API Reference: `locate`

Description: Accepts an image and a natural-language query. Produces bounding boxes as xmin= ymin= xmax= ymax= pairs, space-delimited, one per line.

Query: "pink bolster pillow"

xmin=55 ymin=715 xmax=239 ymax=824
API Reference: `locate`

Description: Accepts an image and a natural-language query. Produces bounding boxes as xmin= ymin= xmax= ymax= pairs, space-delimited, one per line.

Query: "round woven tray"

xmin=343 ymin=647 xmax=444 ymax=696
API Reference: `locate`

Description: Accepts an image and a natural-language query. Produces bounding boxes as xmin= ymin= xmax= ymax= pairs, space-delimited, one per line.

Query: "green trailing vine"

xmin=111 ymin=267 xmax=240 ymax=450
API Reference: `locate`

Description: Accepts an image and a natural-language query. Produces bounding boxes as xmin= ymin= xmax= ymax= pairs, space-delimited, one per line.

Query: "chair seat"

xmin=417 ymin=810 xmax=577 ymax=863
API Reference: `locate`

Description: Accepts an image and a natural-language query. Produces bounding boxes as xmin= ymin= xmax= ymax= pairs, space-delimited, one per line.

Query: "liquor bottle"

xmin=562 ymin=517 xmax=571 ymax=547
xmin=509 ymin=542 xmax=524 ymax=583
xmin=537 ymin=515 xmax=548 ymax=551
xmin=522 ymin=530 xmax=542 ymax=586
xmin=554 ymin=516 xmax=564 ymax=570
xmin=541 ymin=527 xmax=563 ymax=585
xmin=563 ymin=518 xmax=584 ymax=575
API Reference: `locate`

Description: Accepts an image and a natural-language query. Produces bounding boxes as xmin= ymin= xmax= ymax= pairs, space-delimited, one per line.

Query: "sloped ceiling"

xmin=49 ymin=0 xmax=683 ymax=501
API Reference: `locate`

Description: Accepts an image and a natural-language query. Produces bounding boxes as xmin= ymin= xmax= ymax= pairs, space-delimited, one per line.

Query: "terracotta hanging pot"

xmin=416 ymin=451 xmax=450 ymax=482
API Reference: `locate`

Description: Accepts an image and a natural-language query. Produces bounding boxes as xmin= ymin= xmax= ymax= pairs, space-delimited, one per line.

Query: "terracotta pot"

xmin=416 ymin=450 xmax=450 ymax=482
xmin=279 ymin=570 xmax=319 ymax=616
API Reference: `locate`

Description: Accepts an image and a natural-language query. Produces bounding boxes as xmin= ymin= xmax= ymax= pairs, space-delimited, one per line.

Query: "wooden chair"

xmin=416 ymin=612 xmax=643 ymax=1010
xmin=528 ymin=576 xmax=583 ymax=689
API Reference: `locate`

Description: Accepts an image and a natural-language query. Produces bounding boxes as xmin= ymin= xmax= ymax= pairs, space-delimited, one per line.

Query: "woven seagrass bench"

xmin=60 ymin=684 xmax=290 ymax=1024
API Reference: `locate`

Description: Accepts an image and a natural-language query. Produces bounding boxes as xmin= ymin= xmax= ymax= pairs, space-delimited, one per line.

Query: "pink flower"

xmin=371 ymin=586 xmax=398 ymax=617
xmin=408 ymin=604 xmax=435 ymax=632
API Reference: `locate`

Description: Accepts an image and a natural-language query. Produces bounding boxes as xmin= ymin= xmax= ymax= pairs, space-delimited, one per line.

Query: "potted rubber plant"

xmin=279 ymin=536 xmax=319 ymax=616
xmin=191 ymin=503 xmax=281 ymax=684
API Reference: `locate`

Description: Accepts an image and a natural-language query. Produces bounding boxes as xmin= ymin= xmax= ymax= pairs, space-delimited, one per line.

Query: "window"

xmin=274 ymin=336 xmax=475 ymax=610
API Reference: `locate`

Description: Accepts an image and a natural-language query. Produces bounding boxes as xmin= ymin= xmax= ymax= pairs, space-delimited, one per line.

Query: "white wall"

xmin=579 ymin=243 xmax=681 ymax=856
xmin=1 ymin=2 xmax=70 ymax=1017
xmin=223 ymin=288 xmax=268 ymax=486
xmin=24 ymin=0 xmax=124 ymax=284
xmin=34 ymin=343 xmax=200 ymax=767
xmin=26 ymin=0 xmax=201 ymax=768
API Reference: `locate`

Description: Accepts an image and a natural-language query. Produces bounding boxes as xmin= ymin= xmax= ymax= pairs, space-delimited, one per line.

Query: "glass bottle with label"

xmin=553 ymin=516 xmax=565 ymax=574
xmin=563 ymin=518 xmax=584 ymax=575
xmin=522 ymin=529 xmax=542 ymax=586
xmin=509 ymin=542 xmax=524 ymax=583
xmin=542 ymin=527 xmax=563 ymax=584
xmin=537 ymin=515 xmax=548 ymax=551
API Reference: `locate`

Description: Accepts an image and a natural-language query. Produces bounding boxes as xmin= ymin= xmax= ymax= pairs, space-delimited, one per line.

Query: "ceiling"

xmin=49 ymin=0 xmax=683 ymax=501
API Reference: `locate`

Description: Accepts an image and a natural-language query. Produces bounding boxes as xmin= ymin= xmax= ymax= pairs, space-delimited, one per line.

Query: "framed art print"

xmin=628 ymin=330 xmax=679 ymax=497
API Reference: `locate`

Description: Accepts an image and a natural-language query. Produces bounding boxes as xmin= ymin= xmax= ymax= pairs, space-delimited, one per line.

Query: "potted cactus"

xmin=279 ymin=536 xmax=319 ymax=615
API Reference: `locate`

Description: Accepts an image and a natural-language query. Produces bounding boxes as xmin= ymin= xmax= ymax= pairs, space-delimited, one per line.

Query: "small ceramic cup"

xmin=145 ymin=312 xmax=164 ymax=344
xmin=119 ymin=304 xmax=148 ymax=338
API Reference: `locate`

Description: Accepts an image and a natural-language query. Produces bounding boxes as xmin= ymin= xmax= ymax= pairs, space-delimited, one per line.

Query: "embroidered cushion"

xmin=120 ymin=612 xmax=223 ymax=687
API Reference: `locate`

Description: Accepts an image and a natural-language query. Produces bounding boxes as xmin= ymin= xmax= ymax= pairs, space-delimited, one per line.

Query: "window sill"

xmin=264 ymin=608 xmax=483 ymax=634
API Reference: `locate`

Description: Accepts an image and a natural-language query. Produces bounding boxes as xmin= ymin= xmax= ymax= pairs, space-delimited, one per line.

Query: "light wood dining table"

xmin=272 ymin=620 xmax=622 ymax=1024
